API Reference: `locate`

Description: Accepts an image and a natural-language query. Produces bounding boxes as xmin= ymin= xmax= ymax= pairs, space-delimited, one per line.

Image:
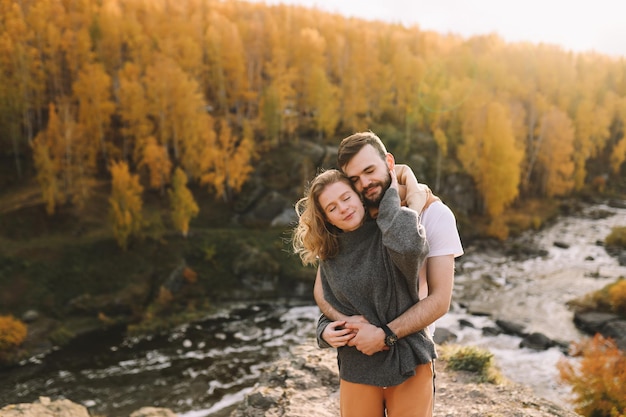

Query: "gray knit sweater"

xmin=316 ymin=187 xmax=433 ymax=387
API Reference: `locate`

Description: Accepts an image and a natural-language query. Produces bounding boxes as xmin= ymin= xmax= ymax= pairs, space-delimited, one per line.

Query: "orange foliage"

xmin=558 ymin=334 xmax=626 ymax=417
xmin=0 ymin=315 xmax=28 ymax=351
xmin=183 ymin=267 xmax=198 ymax=284
xmin=157 ymin=287 xmax=173 ymax=306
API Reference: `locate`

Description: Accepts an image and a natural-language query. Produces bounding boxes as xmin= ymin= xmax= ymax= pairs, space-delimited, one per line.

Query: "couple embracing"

xmin=292 ymin=131 xmax=463 ymax=417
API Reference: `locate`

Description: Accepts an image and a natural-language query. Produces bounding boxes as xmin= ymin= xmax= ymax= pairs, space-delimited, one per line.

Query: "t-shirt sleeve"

xmin=421 ymin=202 xmax=464 ymax=258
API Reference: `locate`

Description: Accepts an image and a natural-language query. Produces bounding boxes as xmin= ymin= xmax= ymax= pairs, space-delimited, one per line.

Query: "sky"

xmin=251 ymin=0 xmax=626 ymax=58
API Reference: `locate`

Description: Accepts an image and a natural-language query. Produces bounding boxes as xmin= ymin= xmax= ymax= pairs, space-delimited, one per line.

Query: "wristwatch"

xmin=381 ymin=324 xmax=398 ymax=347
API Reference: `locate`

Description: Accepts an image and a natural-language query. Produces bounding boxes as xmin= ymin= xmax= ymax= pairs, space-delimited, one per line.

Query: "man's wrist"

xmin=381 ymin=324 xmax=398 ymax=347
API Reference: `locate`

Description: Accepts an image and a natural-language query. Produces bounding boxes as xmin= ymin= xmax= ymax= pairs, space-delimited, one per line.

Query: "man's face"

xmin=341 ymin=144 xmax=391 ymax=207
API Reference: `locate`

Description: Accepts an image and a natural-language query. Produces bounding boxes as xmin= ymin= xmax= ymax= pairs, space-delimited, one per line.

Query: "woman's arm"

xmin=395 ymin=164 xmax=427 ymax=212
xmin=376 ymin=174 xmax=429 ymax=290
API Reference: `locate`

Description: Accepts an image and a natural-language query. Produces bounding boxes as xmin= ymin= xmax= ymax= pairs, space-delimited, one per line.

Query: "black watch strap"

xmin=381 ymin=324 xmax=398 ymax=347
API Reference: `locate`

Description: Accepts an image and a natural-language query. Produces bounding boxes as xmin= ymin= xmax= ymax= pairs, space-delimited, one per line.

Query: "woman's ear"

xmin=385 ymin=153 xmax=395 ymax=171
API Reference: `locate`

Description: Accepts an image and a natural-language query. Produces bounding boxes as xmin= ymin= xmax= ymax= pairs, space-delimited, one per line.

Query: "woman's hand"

xmin=322 ymin=320 xmax=356 ymax=348
xmin=389 ymin=168 xmax=399 ymax=191
xmin=344 ymin=322 xmax=389 ymax=355
xmin=345 ymin=315 xmax=368 ymax=324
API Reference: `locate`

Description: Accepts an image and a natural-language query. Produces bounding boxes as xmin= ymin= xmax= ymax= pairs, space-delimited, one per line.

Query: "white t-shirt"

xmin=420 ymin=201 xmax=464 ymax=259
xmin=418 ymin=201 xmax=463 ymax=336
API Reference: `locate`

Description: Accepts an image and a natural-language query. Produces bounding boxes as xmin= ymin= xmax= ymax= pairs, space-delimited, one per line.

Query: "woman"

xmin=292 ymin=169 xmax=434 ymax=417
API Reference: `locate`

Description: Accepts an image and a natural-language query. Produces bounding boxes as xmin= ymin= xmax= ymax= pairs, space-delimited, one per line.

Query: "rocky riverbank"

xmin=230 ymin=341 xmax=580 ymax=417
xmin=1 ymin=340 xmax=580 ymax=417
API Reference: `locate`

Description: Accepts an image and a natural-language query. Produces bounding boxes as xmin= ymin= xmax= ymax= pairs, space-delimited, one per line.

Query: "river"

xmin=0 ymin=201 xmax=624 ymax=416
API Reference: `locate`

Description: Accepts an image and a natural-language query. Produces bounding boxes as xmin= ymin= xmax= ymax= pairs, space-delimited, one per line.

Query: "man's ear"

xmin=385 ymin=153 xmax=395 ymax=170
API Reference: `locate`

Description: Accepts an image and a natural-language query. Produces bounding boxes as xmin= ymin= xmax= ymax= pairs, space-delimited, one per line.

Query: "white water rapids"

xmin=439 ymin=201 xmax=626 ymax=410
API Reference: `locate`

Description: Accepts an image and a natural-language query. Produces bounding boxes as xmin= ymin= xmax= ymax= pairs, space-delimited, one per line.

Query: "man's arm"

xmin=344 ymin=255 xmax=454 ymax=355
xmin=386 ymin=254 xmax=454 ymax=339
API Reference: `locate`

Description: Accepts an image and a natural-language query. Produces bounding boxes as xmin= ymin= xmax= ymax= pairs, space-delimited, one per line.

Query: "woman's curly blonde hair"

xmin=292 ymin=169 xmax=360 ymax=265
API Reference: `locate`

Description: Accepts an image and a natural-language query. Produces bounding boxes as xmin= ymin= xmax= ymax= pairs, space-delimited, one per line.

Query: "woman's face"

xmin=317 ymin=181 xmax=365 ymax=232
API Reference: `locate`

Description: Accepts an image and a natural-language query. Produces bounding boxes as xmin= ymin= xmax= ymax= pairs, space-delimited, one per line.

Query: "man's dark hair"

xmin=337 ymin=131 xmax=388 ymax=168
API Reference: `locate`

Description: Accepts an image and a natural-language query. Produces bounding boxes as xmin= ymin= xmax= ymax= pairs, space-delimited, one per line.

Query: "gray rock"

xmin=520 ymin=332 xmax=555 ymax=351
xmin=129 ymin=407 xmax=178 ymax=417
xmin=601 ymin=320 xmax=626 ymax=350
xmin=495 ymin=319 xmax=527 ymax=337
xmin=21 ymin=309 xmax=39 ymax=323
xmin=0 ymin=397 xmax=89 ymax=417
xmin=434 ymin=327 xmax=457 ymax=345
xmin=573 ymin=311 xmax=619 ymax=334
xmin=270 ymin=207 xmax=298 ymax=227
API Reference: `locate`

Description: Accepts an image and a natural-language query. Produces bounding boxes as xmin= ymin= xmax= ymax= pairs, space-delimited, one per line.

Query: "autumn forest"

xmin=1 ymin=0 xmax=626 ymax=245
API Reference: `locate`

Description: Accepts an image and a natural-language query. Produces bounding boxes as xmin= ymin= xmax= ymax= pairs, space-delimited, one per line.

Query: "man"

xmin=315 ymin=131 xmax=463 ymax=416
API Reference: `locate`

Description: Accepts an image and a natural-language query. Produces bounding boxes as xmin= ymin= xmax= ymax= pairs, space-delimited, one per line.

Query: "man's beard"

xmin=362 ymin=171 xmax=391 ymax=207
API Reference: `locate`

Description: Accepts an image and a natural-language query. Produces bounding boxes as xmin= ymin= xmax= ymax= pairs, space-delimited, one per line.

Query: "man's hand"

xmin=322 ymin=320 xmax=356 ymax=348
xmin=344 ymin=322 xmax=389 ymax=355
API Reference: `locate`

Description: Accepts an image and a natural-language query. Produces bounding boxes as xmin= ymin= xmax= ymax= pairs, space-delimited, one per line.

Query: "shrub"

xmin=568 ymin=278 xmax=625 ymax=315
xmin=558 ymin=334 xmax=626 ymax=417
xmin=49 ymin=326 xmax=74 ymax=346
xmin=606 ymin=226 xmax=626 ymax=249
xmin=442 ymin=345 xmax=500 ymax=383
xmin=608 ymin=279 xmax=626 ymax=316
xmin=0 ymin=315 xmax=28 ymax=351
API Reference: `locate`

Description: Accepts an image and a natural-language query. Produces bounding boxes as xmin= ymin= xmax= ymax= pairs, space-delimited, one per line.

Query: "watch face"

xmin=385 ymin=334 xmax=398 ymax=346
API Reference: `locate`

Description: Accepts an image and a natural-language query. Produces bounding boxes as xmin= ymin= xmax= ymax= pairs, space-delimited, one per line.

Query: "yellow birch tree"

xmin=609 ymin=97 xmax=626 ymax=175
xmin=118 ymin=62 xmax=152 ymax=163
xmin=169 ymin=167 xmax=199 ymax=238
xmin=460 ymin=101 xmax=524 ymax=237
xmin=109 ymin=160 xmax=143 ymax=250
xmin=31 ymin=102 xmax=64 ymax=215
xmin=73 ymin=62 xmax=116 ymax=163
xmin=139 ymin=136 xmax=172 ymax=192
xmin=200 ymin=119 xmax=254 ymax=202
xmin=536 ymin=108 xmax=576 ymax=197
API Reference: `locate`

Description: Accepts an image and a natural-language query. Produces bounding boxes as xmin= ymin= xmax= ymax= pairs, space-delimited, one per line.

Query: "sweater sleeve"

xmin=316 ymin=314 xmax=333 ymax=349
xmin=376 ymin=187 xmax=429 ymax=296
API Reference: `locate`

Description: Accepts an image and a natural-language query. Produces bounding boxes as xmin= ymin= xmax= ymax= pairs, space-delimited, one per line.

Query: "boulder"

xmin=573 ymin=311 xmax=619 ymax=334
xmin=520 ymin=332 xmax=555 ymax=351
xmin=601 ymin=320 xmax=626 ymax=350
xmin=129 ymin=407 xmax=178 ymax=417
xmin=0 ymin=397 xmax=89 ymax=417
xmin=495 ymin=319 xmax=527 ymax=337
xmin=0 ymin=397 xmax=181 ymax=417
xmin=433 ymin=327 xmax=457 ymax=345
